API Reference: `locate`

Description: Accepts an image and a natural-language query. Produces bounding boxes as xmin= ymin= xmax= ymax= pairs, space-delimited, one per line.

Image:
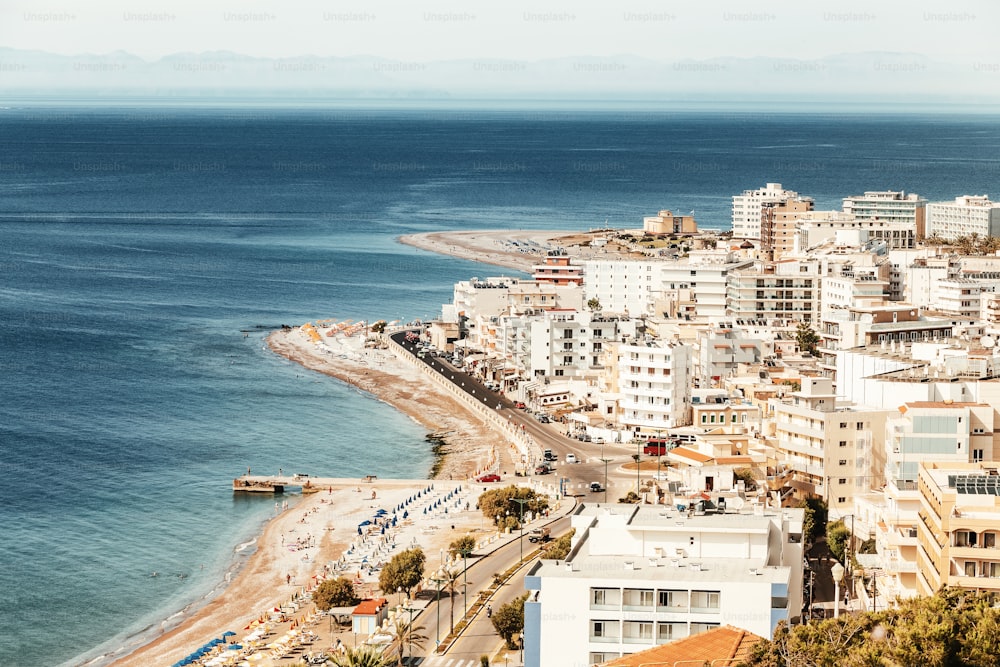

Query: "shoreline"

xmin=102 ymin=228 xmax=572 ymax=667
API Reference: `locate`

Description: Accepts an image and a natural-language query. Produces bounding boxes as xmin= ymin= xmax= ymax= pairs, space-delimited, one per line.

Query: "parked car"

xmin=566 ymin=453 xmax=578 ymax=464
xmin=543 ymin=449 xmax=557 ymax=461
xmin=537 ymin=415 xmax=551 ymax=423
xmin=534 ymin=464 xmax=552 ymax=475
xmin=590 ymin=482 xmax=604 ymax=493
xmin=591 ymin=437 xmax=605 ymax=445
xmin=477 ymin=473 xmax=501 ymax=483
xmin=514 ymin=401 xmax=527 ymax=409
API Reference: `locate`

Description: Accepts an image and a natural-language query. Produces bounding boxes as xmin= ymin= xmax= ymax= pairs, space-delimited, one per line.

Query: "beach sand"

xmin=110 ymin=229 xmax=578 ymax=667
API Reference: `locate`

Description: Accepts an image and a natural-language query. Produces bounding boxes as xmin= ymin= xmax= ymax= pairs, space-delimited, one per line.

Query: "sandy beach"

xmin=109 ymin=229 xmax=576 ymax=667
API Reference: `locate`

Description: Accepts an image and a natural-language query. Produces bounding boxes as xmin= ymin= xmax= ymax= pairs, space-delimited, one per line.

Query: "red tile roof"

xmin=352 ymin=598 xmax=388 ymax=616
xmin=601 ymin=625 xmax=764 ymax=666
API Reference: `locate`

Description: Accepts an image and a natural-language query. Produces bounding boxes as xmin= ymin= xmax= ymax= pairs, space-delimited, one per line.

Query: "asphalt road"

xmin=391 ymin=332 xmax=655 ymax=498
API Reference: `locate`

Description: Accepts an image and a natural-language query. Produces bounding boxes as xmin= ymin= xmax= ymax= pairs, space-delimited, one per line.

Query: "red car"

xmin=477 ymin=473 xmax=501 ymax=482
xmin=514 ymin=401 xmax=527 ymax=409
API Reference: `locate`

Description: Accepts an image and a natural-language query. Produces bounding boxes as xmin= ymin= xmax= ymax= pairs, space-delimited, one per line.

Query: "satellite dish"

xmin=729 ymin=497 xmax=745 ymax=511
xmin=982 ymin=336 xmax=995 ymax=348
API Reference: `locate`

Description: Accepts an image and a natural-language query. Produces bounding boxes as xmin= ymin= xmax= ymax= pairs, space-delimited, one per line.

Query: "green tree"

xmin=370 ymin=320 xmax=387 ymax=334
xmin=541 ymin=528 xmax=575 ymax=560
xmin=329 ymin=645 xmax=394 ymax=667
xmin=587 ymin=297 xmax=602 ymax=311
xmin=378 ymin=547 xmax=426 ymax=597
xmin=795 ymin=322 xmax=821 ymax=357
xmin=743 ymin=588 xmax=1000 ymax=667
xmin=797 ymin=496 xmax=827 ymax=547
xmin=478 ymin=486 xmax=549 ymax=528
xmin=313 ymin=576 xmax=361 ymax=611
xmin=490 ymin=592 xmax=529 ymax=649
xmin=387 ymin=617 xmax=427 ymax=667
xmin=827 ymin=519 xmax=851 ymax=563
xmin=449 ymin=534 xmax=477 ymax=558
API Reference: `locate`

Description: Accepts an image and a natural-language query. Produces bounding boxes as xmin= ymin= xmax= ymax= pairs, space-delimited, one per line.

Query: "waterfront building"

xmin=584 ymin=252 xmax=752 ymax=320
xmin=842 ymin=190 xmax=927 ymax=240
xmin=732 ymin=182 xmax=805 ymax=240
xmin=759 ymin=198 xmax=814 ymax=259
xmin=794 ymin=215 xmax=916 ymax=253
xmin=523 ymin=503 xmax=804 ymax=667
xmin=532 ymin=249 xmax=584 ymax=286
xmin=643 ymin=209 xmax=698 ymax=236
xmin=926 ymin=195 xmax=1000 ymax=241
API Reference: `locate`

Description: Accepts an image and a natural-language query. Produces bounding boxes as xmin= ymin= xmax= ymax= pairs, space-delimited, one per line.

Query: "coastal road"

xmin=391 ymin=332 xmax=650 ymax=496
xmin=413 ymin=514 xmax=572 ymax=666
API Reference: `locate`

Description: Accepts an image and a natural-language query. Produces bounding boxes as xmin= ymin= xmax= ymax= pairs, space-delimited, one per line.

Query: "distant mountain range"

xmin=1 ymin=48 xmax=998 ymax=108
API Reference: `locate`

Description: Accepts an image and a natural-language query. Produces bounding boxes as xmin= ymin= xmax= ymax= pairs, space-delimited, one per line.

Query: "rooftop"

xmin=601 ymin=625 xmax=765 ymax=667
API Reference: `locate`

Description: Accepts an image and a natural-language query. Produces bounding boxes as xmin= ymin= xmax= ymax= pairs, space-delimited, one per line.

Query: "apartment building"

xmin=523 ymin=503 xmax=804 ymax=667
xmin=916 ymin=461 xmax=1000 ymax=596
xmin=532 ymin=249 xmax=584 ymax=286
xmin=926 ymin=195 xmax=1000 ymax=241
xmin=732 ymin=182 xmax=805 ymax=240
xmin=768 ymin=377 xmax=889 ymax=513
xmin=759 ymin=198 xmax=814 ymax=259
xmin=725 ymin=259 xmax=820 ymax=324
xmin=842 ymin=190 xmax=927 ymax=240
xmin=615 ymin=338 xmax=693 ymax=436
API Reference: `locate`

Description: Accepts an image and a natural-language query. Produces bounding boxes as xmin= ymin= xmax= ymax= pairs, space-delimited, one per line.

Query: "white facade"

xmin=732 ymin=182 xmax=801 ymax=240
xmin=842 ymin=190 xmax=927 ymax=243
xmin=926 ymin=195 xmax=1000 ymax=241
xmin=616 ymin=338 xmax=693 ymax=434
xmin=583 ymin=253 xmax=752 ymax=321
xmin=523 ymin=503 xmax=804 ymax=667
xmin=527 ymin=310 xmax=636 ymax=380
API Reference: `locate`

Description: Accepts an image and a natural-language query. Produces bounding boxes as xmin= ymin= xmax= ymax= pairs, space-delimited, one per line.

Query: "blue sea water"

xmin=1 ymin=106 xmax=999 ymax=667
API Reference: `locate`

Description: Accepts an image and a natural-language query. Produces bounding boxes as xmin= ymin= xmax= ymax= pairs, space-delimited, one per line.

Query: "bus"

xmin=643 ymin=438 xmax=678 ymax=456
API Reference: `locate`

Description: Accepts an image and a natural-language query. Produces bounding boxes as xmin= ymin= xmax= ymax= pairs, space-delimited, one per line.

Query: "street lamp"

xmin=831 ymin=561 xmax=845 ymax=619
xmin=519 ymin=632 xmax=524 ymax=664
xmin=458 ymin=543 xmax=473 ymax=619
xmin=400 ymin=601 xmax=420 ymax=665
xmin=431 ymin=569 xmax=447 ymax=648
xmin=510 ymin=497 xmax=530 ymax=564
xmin=600 ymin=446 xmax=611 ymax=504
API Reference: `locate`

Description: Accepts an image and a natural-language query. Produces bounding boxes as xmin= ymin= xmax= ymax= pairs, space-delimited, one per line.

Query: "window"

xmin=691 ymin=622 xmax=720 ymax=635
xmin=839 ymin=440 xmax=848 ymax=447
xmin=838 ymin=460 xmax=848 ymax=466
xmin=838 ymin=497 xmax=846 ymax=503
xmin=657 ymin=590 xmax=687 ymax=610
xmin=623 ymin=621 xmax=654 ymax=643
xmin=691 ymin=590 xmax=720 ymax=611
xmin=838 ymin=478 xmax=847 ymax=485
xmin=623 ymin=589 xmax=654 ymax=609
xmin=657 ymin=622 xmax=687 ymax=642
xmin=965 ymin=561 xmax=977 ymax=577
xmin=974 ymin=449 xmax=984 ymax=463
xmin=591 ymin=588 xmax=621 ymax=609
xmin=857 ymin=422 xmax=865 ymax=430
xmin=591 ymin=620 xmax=619 ymax=642
xmin=563 ymin=341 xmax=573 ymax=351
xmin=839 ymin=422 xmax=848 ymax=429
xmin=590 ymin=654 xmax=620 ymax=664
xmin=563 ymin=356 xmax=573 ymax=365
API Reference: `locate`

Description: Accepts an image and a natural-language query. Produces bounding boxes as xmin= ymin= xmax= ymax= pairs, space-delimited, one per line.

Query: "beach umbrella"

xmin=227 ymin=644 xmax=243 ymax=651
xmin=222 ymin=631 xmax=237 ymax=639
xmin=358 ymin=520 xmax=372 ymax=526
xmin=403 ymin=511 xmax=408 ymax=518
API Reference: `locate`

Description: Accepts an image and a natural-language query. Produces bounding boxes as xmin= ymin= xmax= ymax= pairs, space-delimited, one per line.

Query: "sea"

xmin=2 ymin=104 xmax=999 ymax=667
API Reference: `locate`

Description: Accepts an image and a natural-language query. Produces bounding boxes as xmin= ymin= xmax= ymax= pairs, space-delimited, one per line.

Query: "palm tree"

xmin=329 ymin=645 xmax=394 ymax=667
xmin=387 ymin=617 xmax=428 ymax=666
xmin=442 ymin=567 xmax=463 ymax=635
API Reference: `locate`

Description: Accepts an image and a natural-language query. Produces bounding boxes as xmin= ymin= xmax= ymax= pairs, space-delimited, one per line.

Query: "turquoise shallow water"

xmin=1 ymin=107 xmax=998 ymax=666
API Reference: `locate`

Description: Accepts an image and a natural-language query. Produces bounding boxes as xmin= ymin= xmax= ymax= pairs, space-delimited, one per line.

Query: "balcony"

xmin=589 ymin=635 xmax=621 ymax=644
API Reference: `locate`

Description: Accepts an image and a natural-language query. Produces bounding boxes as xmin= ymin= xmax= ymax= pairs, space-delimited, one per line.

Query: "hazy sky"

xmin=2 ymin=0 xmax=997 ymax=62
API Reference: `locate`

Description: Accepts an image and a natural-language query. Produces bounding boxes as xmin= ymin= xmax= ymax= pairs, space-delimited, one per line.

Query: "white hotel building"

xmin=926 ymin=195 xmax=1000 ymax=241
xmin=523 ymin=503 xmax=804 ymax=667
xmin=615 ymin=338 xmax=693 ymax=436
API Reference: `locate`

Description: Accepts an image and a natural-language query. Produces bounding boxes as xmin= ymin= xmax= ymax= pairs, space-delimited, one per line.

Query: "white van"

xmin=566 ymin=453 xmax=578 ymax=464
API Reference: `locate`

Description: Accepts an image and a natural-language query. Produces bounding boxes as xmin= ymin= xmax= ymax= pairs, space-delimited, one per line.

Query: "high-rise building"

xmin=732 ymin=183 xmax=804 ymax=240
